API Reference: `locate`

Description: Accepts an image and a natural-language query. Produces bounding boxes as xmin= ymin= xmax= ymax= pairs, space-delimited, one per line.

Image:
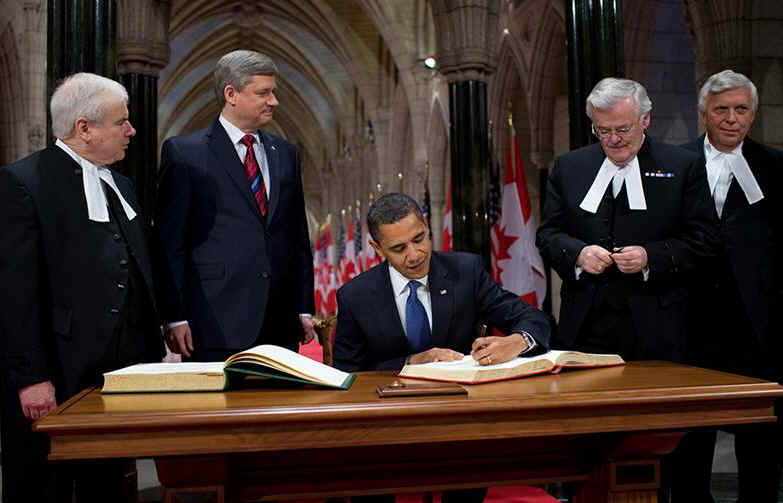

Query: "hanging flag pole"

xmin=491 ymin=109 xmax=547 ymax=309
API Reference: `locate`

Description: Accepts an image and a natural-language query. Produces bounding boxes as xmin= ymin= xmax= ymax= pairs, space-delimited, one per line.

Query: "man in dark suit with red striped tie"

xmin=155 ymin=50 xmax=315 ymax=361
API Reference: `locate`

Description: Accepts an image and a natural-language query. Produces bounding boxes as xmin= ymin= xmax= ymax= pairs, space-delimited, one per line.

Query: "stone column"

xmin=23 ymin=2 xmax=47 ymax=154
xmin=47 ymin=0 xmax=117 ymax=143
xmin=430 ymin=0 xmax=498 ymax=267
xmin=115 ymin=0 xmax=170 ymax=222
xmin=565 ymin=0 xmax=625 ymax=149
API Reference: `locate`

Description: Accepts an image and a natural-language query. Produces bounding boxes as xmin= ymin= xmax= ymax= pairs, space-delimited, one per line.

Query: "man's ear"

xmin=640 ymin=112 xmax=651 ymax=130
xmin=224 ymin=85 xmax=237 ymax=106
xmin=369 ymin=239 xmax=385 ymax=259
xmin=74 ymin=117 xmax=91 ymax=141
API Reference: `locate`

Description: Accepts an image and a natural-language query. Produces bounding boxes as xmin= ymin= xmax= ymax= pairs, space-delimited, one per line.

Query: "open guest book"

xmin=398 ymin=350 xmax=625 ymax=384
xmin=102 ymin=344 xmax=355 ymax=393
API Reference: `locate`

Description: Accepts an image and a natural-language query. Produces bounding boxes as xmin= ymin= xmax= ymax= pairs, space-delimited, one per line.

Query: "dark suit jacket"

xmin=333 ymin=251 xmax=551 ymax=372
xmin=536 ymin=137 xmax=719 ymax=360
xmin=0 ymin=146 xmax=162 ymax=399
xmin=155 ymin=119 xmax=314 ymax=353
xmin=682 ymin=136 xmax=783 ymax=380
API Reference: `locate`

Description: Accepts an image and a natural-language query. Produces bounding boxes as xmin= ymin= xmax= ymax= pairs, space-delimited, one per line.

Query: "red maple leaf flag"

xmin=362 ymin=212 xmax=382 ymax=270
xmin=313 ymin=227 xmax=323 ymax=315
xmin=442 ymin=178 xmax=453 ymax=251
xmin=322 ymin=223 xmax=337 ymax=315
xmin=491 ymin=121 xmax=547 ymax=308
xmin=343 ymin=213 xmax=360 ymax=282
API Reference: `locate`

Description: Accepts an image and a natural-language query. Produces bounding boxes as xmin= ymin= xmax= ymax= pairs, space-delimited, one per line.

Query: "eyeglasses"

xmin=591 ymin=122 xmax=637 ymax=140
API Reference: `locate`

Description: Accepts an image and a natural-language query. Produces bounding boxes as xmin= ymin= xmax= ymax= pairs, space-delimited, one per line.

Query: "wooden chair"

xmin=313 ymin=315 xmax=337 ymax=366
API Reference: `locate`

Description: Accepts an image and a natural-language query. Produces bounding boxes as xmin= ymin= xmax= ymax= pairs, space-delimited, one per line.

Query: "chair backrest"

xmin=313 ymin=315 xmax=337 ymax=366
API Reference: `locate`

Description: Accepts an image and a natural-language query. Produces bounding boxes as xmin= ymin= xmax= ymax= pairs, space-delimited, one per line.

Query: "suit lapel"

xmin=113 ymin=176 xmax=156 ymax=305
xmin=741 ymin=137 xmax=766 ymax=190
xmin=371 ymin=262 xmax=409 ymax=349
xmin=43 ymin=146 xmax=89 ymax=217
xmin=207 ymin=120 xmax=263 ymax=223
xmin=428 ymin=253 xmax=454 ymax=349
xmin=261 ymin=131 xmax=280 ymax=224
xmin=577 ymin=144 xmax=608 ymax=208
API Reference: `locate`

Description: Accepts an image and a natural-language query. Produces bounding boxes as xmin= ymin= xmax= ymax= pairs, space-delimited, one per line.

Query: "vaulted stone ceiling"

xmin=159 ymin=0 xmax=395 ymax=207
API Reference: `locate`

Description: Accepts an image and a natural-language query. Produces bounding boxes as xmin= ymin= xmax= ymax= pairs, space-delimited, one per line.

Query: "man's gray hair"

xmin=214 ymin=50 xmax=278 ymax=108
xmin=50 ymin=73 xmax=129 ymax=139
xmin=367 ymin=193 xmax=424 ymax=242
xmin=586 ymin=77 xmax=653 ymax=119
xmin=698 ymin=69 xmax=758 ymax=112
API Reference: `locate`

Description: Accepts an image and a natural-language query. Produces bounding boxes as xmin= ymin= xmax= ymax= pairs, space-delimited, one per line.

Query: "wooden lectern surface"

xmin=36 ymin=361 xmax=783 ymax=461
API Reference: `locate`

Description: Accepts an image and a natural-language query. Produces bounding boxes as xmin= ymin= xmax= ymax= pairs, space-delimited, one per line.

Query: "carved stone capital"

xmin=116 ymin=0 xmax=171 ymax=76
xmin=430 ymin=0 xmax=499 ymax=82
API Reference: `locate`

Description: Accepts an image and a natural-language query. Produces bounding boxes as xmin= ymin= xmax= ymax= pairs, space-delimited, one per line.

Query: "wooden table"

xmin=35 ymin=361 xmax=783 ymax=502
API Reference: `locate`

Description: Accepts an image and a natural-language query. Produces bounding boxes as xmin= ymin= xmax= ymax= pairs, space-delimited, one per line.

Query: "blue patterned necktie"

xmin=405 ymin=280 xmax=431 ymax=352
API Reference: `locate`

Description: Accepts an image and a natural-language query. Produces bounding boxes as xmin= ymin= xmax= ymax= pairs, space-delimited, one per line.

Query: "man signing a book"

xmin=333 ymin=192 xmax=550 ymax=372
xmin=333 ymin=192 xmax=551 ymax=503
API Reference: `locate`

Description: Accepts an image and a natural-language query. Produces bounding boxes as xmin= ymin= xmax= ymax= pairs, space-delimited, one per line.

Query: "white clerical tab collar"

xmin=704 ymin=135 xmax=764 ymax=205
xmin=579 ymin=155 xmax=647 ymax=213
xmin=55 ymin=139 xmax=137 ymax=222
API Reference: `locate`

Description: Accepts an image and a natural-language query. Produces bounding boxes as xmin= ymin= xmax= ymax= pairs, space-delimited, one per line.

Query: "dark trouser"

xmin=572 ymin=300 xmax=639 ymax=361
xmin=667 ymin=420 xmax=783 ymax=503
xmin=1 ymin=382 xmax=135 ymax=503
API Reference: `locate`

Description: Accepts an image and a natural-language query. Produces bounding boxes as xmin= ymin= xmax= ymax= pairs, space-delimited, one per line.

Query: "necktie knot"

xmin=240 ymin=134 xmax=256 ymax=148
xmin=408 ymin=280 xmax=422 ymax=294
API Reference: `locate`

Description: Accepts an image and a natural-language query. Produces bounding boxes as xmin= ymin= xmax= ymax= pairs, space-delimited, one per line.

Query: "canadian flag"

xmin=441 ymin=178 xmax=453 ymax=251
xmin=342 ymin=213 xmax=361 ymax=282
xmin=313 ymin=228 xmax=323 ymax=315
xmin=363 ymin=218 xmax=383 ymax=270
xmin=490 ymin=122 xmax=547 ymax=308
xmin=320 ymin=223 xmax=337 ymax=315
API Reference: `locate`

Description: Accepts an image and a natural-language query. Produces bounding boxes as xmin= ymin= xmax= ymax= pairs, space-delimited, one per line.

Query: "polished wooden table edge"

xmin=35 ymin=382 xmax=783 ymax=434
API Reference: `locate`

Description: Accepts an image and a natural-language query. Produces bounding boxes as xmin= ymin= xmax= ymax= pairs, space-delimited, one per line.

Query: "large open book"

xmin=102 ymin=344 xmax=355 ymax=393
xmin=398 ymin=350 xmax=625 ymax=384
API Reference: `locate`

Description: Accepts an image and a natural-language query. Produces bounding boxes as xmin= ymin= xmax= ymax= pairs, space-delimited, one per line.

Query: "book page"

xmin=399 ymin=353 xmax=556 ymax=383
xmin=226 ymin=345 xmax=351 ymax=386
xmin=546 ymin=350 xmax=624 ymax=367
xmin=414 ymin=355 xmax=534 ymax=370
xmin=104 ymin=362 xmax=225 ymax=375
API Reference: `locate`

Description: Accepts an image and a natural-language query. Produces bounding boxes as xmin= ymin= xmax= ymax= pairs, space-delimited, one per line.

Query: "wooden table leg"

xmin=571 ymin=432 xmax=684 ymax=503
xmin=155 ymin=455 xmax=228 ymax=503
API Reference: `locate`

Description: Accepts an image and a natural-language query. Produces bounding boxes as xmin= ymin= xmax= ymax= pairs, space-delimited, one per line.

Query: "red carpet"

xmin=289 ymin=486 xmax=558 ymax=503
xmin=297 ymin=342 xmax=559 ymax=503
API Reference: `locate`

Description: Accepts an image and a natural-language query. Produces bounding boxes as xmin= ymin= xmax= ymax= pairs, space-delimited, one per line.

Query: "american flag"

xmin=336 ymin=221 xmax=346 ymax=275
xmin=488 ymin=159 xmax=501 ymax=227
xmin=422 ymin=182 xmax=432 ymax=230
xmin=354 ymin=206 xmax=363 ymax=269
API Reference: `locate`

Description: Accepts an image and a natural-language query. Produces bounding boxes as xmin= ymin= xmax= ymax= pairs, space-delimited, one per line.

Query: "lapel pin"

xmin=271 ymin=145 xmax=277 ymax=151
xmin=440 ymin=289 xmax=447 ymax=295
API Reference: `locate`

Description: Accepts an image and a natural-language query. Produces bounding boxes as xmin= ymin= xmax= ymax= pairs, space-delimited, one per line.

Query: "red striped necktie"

xmin=240 ymin=134 xmax=268 ymax=216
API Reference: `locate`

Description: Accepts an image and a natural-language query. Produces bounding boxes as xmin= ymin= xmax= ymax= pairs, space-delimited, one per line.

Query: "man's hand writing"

xmin=471 ymin=334 xmax=527 ymax=366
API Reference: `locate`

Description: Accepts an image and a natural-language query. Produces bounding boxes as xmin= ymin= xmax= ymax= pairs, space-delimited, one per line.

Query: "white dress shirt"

xmin=55 ymin=139 xmax=136 ymax=222
xmin=219 ymin=115 xmax=271 ymax=199
xmin=703 ymin=136 xmax=764 ymax=217
xmin=388 ymin=265 xmax=433 ymax=338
